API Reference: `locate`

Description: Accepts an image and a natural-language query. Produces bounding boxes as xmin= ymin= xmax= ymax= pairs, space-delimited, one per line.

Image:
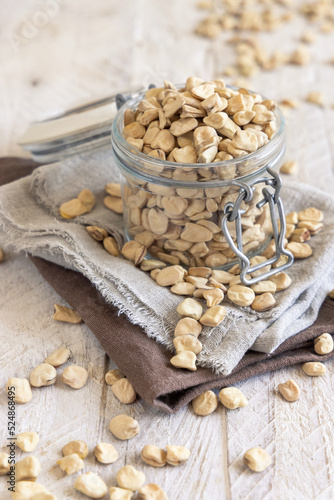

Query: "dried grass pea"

xmin=15 ymin=455 xmax=41 ymax=482
xmin=104 ymin=196 xmax=124 ymax=214
xmin=57 ymin=453 xmax=84 ymax=476
xmin=314 ymin=333 xmax=333 ymax=355
xmin=219 ymin=387 xmax=248 ymax=409
xmin=57 ymin=453 xmax=84 ymax=475
xmin=94 ymin=443 xmax=118 ymax=464
xmin=109 ymin=415 xmax=140 ymax=440
xmin=0 ymin=453 xmax=10 ymax=475
xmin=111 ymin=378 xmax=137 ymax=404
xmin=227 ymin=285 xmax=255 ymax=307
xmin=268 ymin=272 xmax=291 ymax=292
xmin=156 ymin=265 xmax=184 ymax=286
xmin=59 ymin=198 xmax=88 ymax=219
xmin=251 ymin=293 xmax=276 ymax=312
xmin=141 ymin=445 xmax=167 ymax=468
xmin=29 ymin=364 xmax=57 ymax=387
xmin=302 ymin=362 xmax=326 ymax=376
xmin=277 ymin=379 xmax=301 ymax=402
xmin=105 ymin=368 xmax=125 ymax=385
xmin=104 ymin=236 xmax=120 ymax=257
xmin=10 ymin=482 xmax=47 ymax=499
xmin=44 ymin=347 xmax=71 ymax=367
xmin=137 ymin=484 xmax=169 ymax=500
xmin=61 ymin=365 xmax=88 ymax=389
xmin=199 ymin=305 xmax=227 ymax=326
xmin=173 ymin=335 xmax=202 ymax=355
xmin=170 ymin=351 xmax=197 ymax=371
xmin=243 ymin=447 xmax=272 ymax=472
xmin=176 ymin=298 xmax=203 ymax=320
xmin=59 ymin=189 xmax=95 ymax=218
xmin=53 ymin=304 xmax=82 ymax=324
xmin=16 ymin=432 xmax=39 ymax=452
xmin=166 ymin=445 xmax=190 ymax=466
xmin=62 ymin=440 xmax=88 ymax=459
xmin=74 ymin=472 xmax=108 ymax=498
xmin=192 ymin=390 xmax=218 ymax=416
xmin=6 ymin=378 xmax=32 ymax=404
xmin=116 ymin=465 xmax=146 ymax=491
xmin=174 ymin=317 xmax=202 ymax=337
xmin=286 ymin=241 xmax=312 ymax=259
xmin=86 ymin=225 xmax=108 ymax=241
xmin=109 ymin=487 xmax=134 ymax=500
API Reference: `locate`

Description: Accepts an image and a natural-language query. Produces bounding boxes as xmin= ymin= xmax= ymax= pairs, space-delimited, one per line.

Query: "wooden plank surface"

xmin=0 ymin=1 xmax=333 ymax=499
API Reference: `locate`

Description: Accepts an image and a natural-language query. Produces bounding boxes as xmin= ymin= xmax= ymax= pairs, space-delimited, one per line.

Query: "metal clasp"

xmin=221 ymin=165 xmax=294 ymax=285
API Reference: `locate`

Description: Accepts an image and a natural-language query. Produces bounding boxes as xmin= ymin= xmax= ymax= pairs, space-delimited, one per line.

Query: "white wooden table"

xmin=0 ymin=1 xmax=333 ymax=499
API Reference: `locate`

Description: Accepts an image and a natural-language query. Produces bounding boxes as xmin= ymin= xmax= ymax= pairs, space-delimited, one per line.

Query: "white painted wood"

xmin=0 ymin=1 xmax=333 ymax=499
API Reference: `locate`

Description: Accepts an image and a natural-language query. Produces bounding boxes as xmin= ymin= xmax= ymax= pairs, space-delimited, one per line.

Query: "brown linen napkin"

xmin=1 ymin=157 xmax=334 ymax=414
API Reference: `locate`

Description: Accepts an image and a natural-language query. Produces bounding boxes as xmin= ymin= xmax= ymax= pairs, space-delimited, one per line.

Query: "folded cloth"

xmin=31 ymin=256 xmax=334 ymax=413
xmin=1 ymin=154 xmax=334 ymax=376
xmin=0 ymin=158 xmax=333 ymax=413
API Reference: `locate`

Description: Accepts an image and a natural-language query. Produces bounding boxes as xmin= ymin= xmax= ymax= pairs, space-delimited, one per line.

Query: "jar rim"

xmin=111 ymin=85 xmax=286 ymax=187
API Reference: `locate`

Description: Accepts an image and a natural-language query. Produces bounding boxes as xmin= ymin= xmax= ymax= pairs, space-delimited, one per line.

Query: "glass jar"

xmin=111 ymin=88 xmax=294 ymax=285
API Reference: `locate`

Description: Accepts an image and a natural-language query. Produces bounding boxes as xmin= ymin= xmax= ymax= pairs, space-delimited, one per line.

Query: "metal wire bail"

xmin=221 ymin=164 xmax=294 ymax=285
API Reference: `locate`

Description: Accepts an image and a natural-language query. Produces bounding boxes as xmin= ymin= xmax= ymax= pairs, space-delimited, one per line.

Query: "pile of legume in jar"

xmin=121 ymin=77 xmax=279 ymax=268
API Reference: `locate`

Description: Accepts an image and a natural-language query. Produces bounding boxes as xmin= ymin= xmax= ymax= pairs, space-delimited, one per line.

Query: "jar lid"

xmin=18 ymin=87 xmax=146 ymax=162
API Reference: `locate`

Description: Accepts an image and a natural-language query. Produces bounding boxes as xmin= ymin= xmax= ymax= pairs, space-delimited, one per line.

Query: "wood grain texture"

xmin=0 ymin=0 xmax=333 ymax=499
